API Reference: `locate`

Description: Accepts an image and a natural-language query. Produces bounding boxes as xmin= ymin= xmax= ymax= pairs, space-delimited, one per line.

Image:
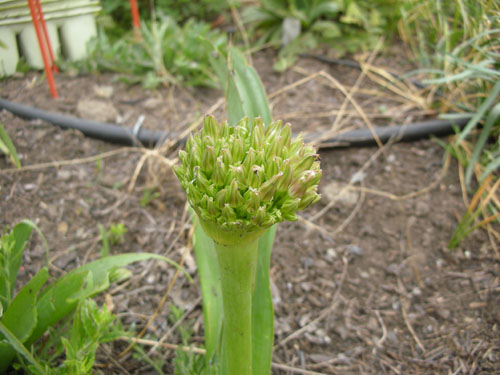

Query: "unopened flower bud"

xmin=203 ymin=115 xmax=219 ymax=139
xmin=175 ymin=115 xmax=321 ymax=233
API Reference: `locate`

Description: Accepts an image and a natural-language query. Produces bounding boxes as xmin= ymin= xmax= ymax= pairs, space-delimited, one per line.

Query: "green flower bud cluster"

xmin=174 ymin=115 xmax=321 ymax=232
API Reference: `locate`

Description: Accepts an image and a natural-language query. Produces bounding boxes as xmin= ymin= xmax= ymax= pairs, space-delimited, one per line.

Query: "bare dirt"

xmin=1 ymin=50 xmax=499 ymax=374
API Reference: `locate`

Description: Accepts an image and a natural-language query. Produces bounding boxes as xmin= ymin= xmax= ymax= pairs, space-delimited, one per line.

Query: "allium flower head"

xmin=174 ymin=116 xmax=321 ymax=240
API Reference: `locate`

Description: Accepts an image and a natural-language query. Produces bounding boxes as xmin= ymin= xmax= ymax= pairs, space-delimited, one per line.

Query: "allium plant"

xmin=174 ymin=115 xmax=321 ymax=375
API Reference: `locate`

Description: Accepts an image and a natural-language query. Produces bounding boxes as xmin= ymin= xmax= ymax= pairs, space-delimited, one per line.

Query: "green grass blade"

xmin=0 ymin=322 xmax=45 ymax=375
xmin=0 ymin=122 xmax=21 ymax=169
xmin=192 ymin=214 xmax=222 ymax=368
xmin=457 ymin=80 xmax=500 ymax=143
xmin=252 ymin=225 xmax=277 ymax=375
xmin=465 ymin=101 xmax=500 ymax=187
xmin=481 ymin=157 xmax=500 ymax=181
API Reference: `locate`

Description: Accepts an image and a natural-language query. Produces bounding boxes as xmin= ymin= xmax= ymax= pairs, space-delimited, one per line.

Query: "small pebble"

xmin=347 ymin=244 xmax=363 ymax=256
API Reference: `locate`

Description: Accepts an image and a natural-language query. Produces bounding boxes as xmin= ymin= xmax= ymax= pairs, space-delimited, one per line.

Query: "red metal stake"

xmin=35 ymin=0 xmax=58 ymax=73
xmin=27 ymin=0 xmax=58 ymax=98
xmin=130 ymin=0 xmax=141 ymax=31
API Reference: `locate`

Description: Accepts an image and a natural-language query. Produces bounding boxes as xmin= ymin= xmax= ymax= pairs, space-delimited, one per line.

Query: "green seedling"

xmin=0 ymin=122 xmax=21 ymax=169
xmin=108 ymin=223 xmax=128 ymax=245
xmin=0 ymin=221 xmax=190 ymax=373
xmin=22 ymin=299 xmax=118 ymax=375
xmin=174 ymin=115 xmax=321 ymax=375
xmin=140 ymin=188 xmax=161 ymax=207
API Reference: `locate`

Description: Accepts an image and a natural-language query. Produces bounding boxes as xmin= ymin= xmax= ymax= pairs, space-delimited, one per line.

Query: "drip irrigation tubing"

xmin=0 ymin=98 xmax=472 ymax=149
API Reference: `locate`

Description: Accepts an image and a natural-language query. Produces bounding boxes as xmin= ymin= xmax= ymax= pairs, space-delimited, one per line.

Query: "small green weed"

xmin=100 ymin=223 xmax=128 ymax=256
xmin=169 ymin=305 xmax=215 ymax=375
xmin=100 ymin=0 xmax=230 ymax=30
xmin=0 ymin=220 xmax=187 ymax=373
xmin=0 ymin=122 xmax=21 ymax=169
xmin=140 ymin=188 xmax=161 ymax=207
xmin=23 ymin=299 xmax=120 ymax=375
xmin=76 ymin=15 xmax=227 ymax=88
xmin=108 ymin=223 xmax=128 ymax=245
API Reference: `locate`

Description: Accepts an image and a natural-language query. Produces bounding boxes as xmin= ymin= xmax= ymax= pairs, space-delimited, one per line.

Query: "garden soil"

xmin=1 ymin=50 xmax=499 ymax=374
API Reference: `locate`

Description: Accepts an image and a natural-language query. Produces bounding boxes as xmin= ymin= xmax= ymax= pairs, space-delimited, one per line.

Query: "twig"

xmin=0 ymin=147 xmax=136 ymax=174
xmin=118 ymin=336 xmax=206 ymax=355
xmin=400 ymin=297 xmax=426 ymax=352
xmin=269 ymin=71 xmax=322 ymax=99
xmin=271 ymin=363 xmax=330 ymax=375
xmin=374 ymin=310 xmax=388 ymax=348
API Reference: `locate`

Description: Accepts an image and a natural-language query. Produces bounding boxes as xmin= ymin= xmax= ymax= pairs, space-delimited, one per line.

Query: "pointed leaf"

xmin=0 ymin=222 xmax=32 ymax=310
xmin=1 ymin=267 xmax=48 ymax=342
xmin=230 ymin=48 xmax=272 ymax=126
xmin=252 ymin=225 xmax=277 ymax=375
xmin=0 ymin=322 xmax=45 ymax=375
xmin=192 ymin=213 xmax=223 ymax=368
xmin=0 ymin=268 xmax=48 ymax=373
xmin=0 ymin=122 xmax=21 ymax=168
xmin=27 ymin=253 xmax=189 ymax=347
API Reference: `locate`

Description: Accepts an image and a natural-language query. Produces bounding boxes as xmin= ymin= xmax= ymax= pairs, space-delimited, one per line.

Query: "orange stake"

xmin=35 ymin=0 xmax=58 ymax=73
xmin=130 ymin=0 xmax=140 ymax=30
xmin=27 ymin=0 xmax=58 ymax=98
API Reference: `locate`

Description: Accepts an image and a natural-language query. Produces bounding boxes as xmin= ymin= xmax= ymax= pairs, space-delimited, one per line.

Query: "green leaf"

xmin=192 ymin=213 xmax=222 ymax=368
xmin=0 ymin=222 xmax=33 ymax=310
xmin=310 ymin=1 xmax=341 ymax=20
xmin=230 ymin=48 xmax=272 ymax=126
xmin=252 ymin=225 xmax=276 ymax=375
xmin=465 ymin=101 xmax=500 ymax=187
xmin=99 ymin=224 xmax=110 ymax=257
xmin=311 ymin=20 xmax=341 ymax=39
xmin=27 ymin=253 xmax=190 ymax=347
xmin=0 ymin=268 xmax=48 ymax=373
xmin=0 ymin=322 xmax=45 ymax=375
xmin=2 ymin=267 xmax=48 ymax=342
xmin=340 ymin=1 xmax=368 ymax=27
xmin=456 ymin=80 xmax=500 ymax=143
xmin=0 ymin=122 xmax=21 ymax=169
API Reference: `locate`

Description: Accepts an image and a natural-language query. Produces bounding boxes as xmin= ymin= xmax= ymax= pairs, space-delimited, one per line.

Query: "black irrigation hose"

xmin=0 ymin=98 xmax=166 ymax=147
xmin=0 ymin=98 xmax=472 ymax=150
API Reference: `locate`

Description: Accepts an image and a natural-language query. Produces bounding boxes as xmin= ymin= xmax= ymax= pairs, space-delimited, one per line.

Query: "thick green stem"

xmin=214 ymin=238 xmax=259 ymax=375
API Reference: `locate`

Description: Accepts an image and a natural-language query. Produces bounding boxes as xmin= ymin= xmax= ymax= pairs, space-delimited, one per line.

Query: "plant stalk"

xmin=214 ymin=238 xmax=259 ymax=375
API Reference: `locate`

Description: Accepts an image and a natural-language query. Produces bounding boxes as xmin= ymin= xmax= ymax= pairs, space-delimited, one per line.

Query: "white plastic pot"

xmin=0 ymin=0 xmax=101 ymax=76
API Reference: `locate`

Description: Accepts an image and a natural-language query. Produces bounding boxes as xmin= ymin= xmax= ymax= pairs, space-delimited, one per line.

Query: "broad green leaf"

xmin=0 ymin=322 xmax=45 ymax=375
xmin=25 ymin=270 xmax=89 ymax=348
xmin=311 ymin=1 xmax=341 ymax=20
xmin=252 ymin=225 xmax=276 ymax=375
xmin=192 ymin=214 xmax=222 ymax=368
xmin=0 ymin=122 xmax=21 ymax=169
xmin=230 ymin=48 xmax=272 ymax=125
xmin=311 ymin=20 xmax=342 ymax=39
xmin=1 ymin=267 xmax=48 ymax=342
xmin=0 ymin=222 xmax=32 ymax=310
xmin=27 ymin=253 xmax=189 ymax=346
xmin=0 ymin=268 xmax=48 ymax=373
